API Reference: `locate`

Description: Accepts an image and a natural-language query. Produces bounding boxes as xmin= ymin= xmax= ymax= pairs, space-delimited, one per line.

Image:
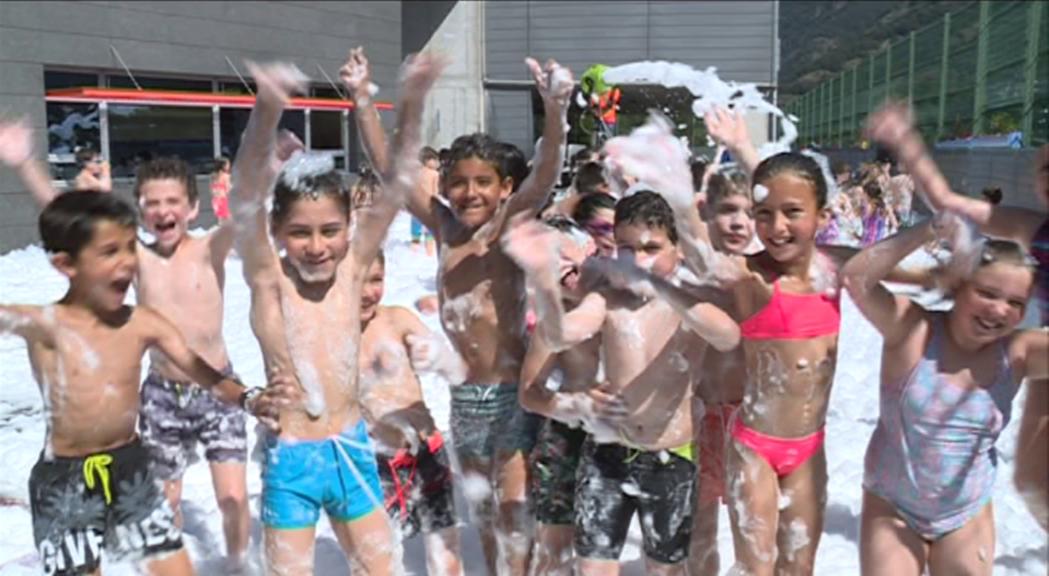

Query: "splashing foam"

xmin=602 ymin=61 xmax=797 ymax=159
xmin=279 ymin=151 xmax=336 ymax=195
xmin=753 ymin=184 xmax=769 ymax=204
xmin=783 ymin=518 xmax=810 ymax=562
xmin=802 ymin=149 xmax=840 ymax=202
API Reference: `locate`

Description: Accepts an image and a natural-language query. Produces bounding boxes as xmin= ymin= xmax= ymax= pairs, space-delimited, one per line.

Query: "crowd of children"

xmin=0 ymin=42 xmax=1046 ymax=576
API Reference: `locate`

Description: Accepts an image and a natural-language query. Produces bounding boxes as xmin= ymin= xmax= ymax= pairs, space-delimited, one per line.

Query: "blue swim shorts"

xmin=261 ymin=419 xmax=384 ymax=530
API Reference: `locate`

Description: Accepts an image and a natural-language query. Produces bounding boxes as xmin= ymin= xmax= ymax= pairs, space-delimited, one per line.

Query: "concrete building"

xmin=0 ymin=1 xmax=779 ymax=252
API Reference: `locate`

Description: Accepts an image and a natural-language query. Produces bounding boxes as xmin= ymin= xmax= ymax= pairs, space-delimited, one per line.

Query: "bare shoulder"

xmin=384 ymin=305 xmax=429 ymax=335
xmin=1009 ymin=328 xmax=1049 ymax=360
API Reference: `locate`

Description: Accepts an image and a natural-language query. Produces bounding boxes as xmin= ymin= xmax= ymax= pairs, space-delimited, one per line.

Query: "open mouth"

xmin=767 ymin=236 xmax=794 ymax=248
xmin=110 ymin=277 xmax=132 ymax=294
xmin=155 ymin=220 xmax=178 ymax=234
xmin=974 ymin=316 xmax=1004 ymax=334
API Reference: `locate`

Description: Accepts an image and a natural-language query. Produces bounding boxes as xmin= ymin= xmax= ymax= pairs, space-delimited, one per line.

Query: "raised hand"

xmin=0 ymin=119 xmax=35 ymax=168
xmin=399 ymin=52 xmax=447 ymax=101
xmin=339 ymin=46 xmax=376 ymax=102
xmin=704 ymin=106 xmax=750 ymax=152
xmin=865 ymin=102 xmax=916 ymax=150
xmin=526 ymin=57 xmax=574 ymax=106
xmin=502 ymin=217 xmax=562 ymax=280
xmin=246 ymin=61 xmax=308 ymax=108
xmin=602 ymin=112 xmax=693 ymax=211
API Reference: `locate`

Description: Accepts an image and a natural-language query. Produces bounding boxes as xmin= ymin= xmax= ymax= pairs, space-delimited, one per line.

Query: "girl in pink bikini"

xmin=677 ymin=152 xmax=916 ymax=575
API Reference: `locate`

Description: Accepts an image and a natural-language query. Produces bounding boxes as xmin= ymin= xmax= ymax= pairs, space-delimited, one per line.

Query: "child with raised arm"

xmin=358 ymin=252 xmax=465 ymax=576
xmin=73 ymin=146 xmax=112 ymax=192
xmin=0 ymin=191 xmax=288 ymax=576
xmin=842 ymin=216 xmax=1048 ymax=575
xmin=0 ymin=126 xmax=252 ymax=570
xmin=342 ymin=46 xmax=573 ymax=574
xmin=688 ymin=170 xmax=755 ymax=576
xmin=231 ymin=54 xmax=440 ymax=575
xmin=506 ymin=191 xmax=740 ymax=576
xmin=516 ymin=216 xmax=601 ymax=575
xmin=867 ymin=104 xmax=1049 ymax=528
xmin=607 ymin=113 xmax=882 ymax=576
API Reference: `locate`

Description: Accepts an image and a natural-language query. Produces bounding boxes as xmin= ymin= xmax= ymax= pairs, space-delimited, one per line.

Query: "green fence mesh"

xmin=789 ymin=1 xmax=1048 ymax=148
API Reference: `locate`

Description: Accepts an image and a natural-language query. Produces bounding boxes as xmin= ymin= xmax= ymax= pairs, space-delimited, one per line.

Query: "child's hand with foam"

xmin=527 ymin=58 xmax=574 ymax=107
xmin=406 ymin=333 xmax=467 ymax=384
xmin=704 ymin=106 xmax=750 ymax=152
xmin=246 ymin=61 xmax=309 ymax=108
xmin=502 ymin=218 xmax=562 ymax=283
xmin=339 ymin=46 xmax=378 ymax=103
xmin=602 ymin=113 xmax=693 ymax=212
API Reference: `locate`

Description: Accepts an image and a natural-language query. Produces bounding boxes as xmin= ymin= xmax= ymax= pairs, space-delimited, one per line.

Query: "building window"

xmin=108 ymin=75 xmax=213 ymax=92
xmin=108 ymin=105 xmax=213 ymax=178
xmin=45 ymin=70 xmax=99 ymax=90
xmin=311 ymin=110 xmax=344 ymax=168
xmin=218 ymin=108 xmax=306 ymax=160
xmin=46 ymin=102 xmax=101 ymax=181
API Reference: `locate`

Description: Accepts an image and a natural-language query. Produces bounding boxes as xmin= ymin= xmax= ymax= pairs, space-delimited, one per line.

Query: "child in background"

xmin=210 ymin=156 xmax=232 ymax=221
xmin=0 ymin=191 xmax=288 ymax=576
xmin=572 ymin=192 xmax=617 ymax=257
xmin=73 ymin=146 xmax=112 ymax=192
xmin=0 ymin=124 xmax=252 ymax=571
xmin=231 ymin=54 xmax=439 ymax=574
xmin=867 ymin=103 xmax=1049 ymax=530
xmin=843 ymin=217 xmax=1048 ymax=575
xmin=689 ymin=170 xmax=755 ymax=576
xmin=358 ymin=252 xmax=465 ymax=576
xmin=858 ymin=164 xmax=899 ymax=246
xmin=411 ymin=146 xmax=440 ymax=256
xmin=517 ymin=216 xmax=601 ymax=575
xmin=507 ymin=191 xmax=741 ymax=575
xmin=623 ymin=117 xmax=866 ymax=574
xmin=347 ymin=47 xmax=573 ymax=574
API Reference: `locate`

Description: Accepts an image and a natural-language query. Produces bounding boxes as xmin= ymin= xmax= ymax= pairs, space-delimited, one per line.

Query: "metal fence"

xmin=785 ymin=1 xmax=1048 ymax=149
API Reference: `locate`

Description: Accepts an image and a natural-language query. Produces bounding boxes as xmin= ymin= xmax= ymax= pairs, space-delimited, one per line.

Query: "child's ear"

xmin=189 ymin=199 xmax=200 ymax=221
xmin=818 ymin=206 xmax=831 ymax=227
xmin=499 ymin=176 xmax=514 ymax=201
xmin=49 ymin=252 xmax=77 ymax=279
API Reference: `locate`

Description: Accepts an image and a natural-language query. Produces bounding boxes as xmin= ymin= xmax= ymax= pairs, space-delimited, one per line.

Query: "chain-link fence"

xmin=786 ymin=1 xmax=1048 ymax=148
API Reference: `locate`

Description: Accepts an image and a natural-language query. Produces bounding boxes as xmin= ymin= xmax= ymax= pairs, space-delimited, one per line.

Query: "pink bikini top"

xmin=739 ymin=280 xmax=841 ymax=340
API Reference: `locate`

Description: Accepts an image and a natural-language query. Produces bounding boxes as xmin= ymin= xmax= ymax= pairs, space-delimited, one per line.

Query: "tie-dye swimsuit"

xmin=864 ymin=313 xmax=1018 ymax=540
xmin=1031 ymin=217 xmax=1049 ymax=326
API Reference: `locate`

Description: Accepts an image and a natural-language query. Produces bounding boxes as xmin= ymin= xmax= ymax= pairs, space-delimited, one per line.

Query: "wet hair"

xmin=39 ymin=191 xmax=137 ymax=258
xmin=543 ymin=214 xmax=586 ymax=234
xmin=74 ymin=146 xmax=100 ymax=168
xmin=212 ymin=156 xmax=231 ymax=175
xmin=981 ymin=186 xmax=1003 ymax=206
xmin=874 ymin=146 xmax=896 ymax=168
xmin=495 ymin=141 xmax=529 ymax=192
xmin=705 ymin=170 xmax=752 ymax=212
xmin=978 ymin=239 xmax=1036 ymax=272
xmin=573 ymin=162 xmax=607 ymax=196
xmin=571 ymin=147 xmax=596 ymax=169
xmin=419 ymin=146 xmax=440 ymax=165
xmin=614 ymin=190 xmax=678 ymax=244
xmin=572 ymin=192 xmax=615 ymax=225
xmin=752 ymin=152 xmax=828 ymax=209
xmin=445 ymin=133 xmax=508 ymax=183
xmin=270 ymin=168 xmax=351 ymax=226
xmin=690 ymin=160 xmax=709 ymax=193
xmin=133 ymin=156 xmax=198 ymax=204
xmin=351 ymin=170 xmax=381 ymax=210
